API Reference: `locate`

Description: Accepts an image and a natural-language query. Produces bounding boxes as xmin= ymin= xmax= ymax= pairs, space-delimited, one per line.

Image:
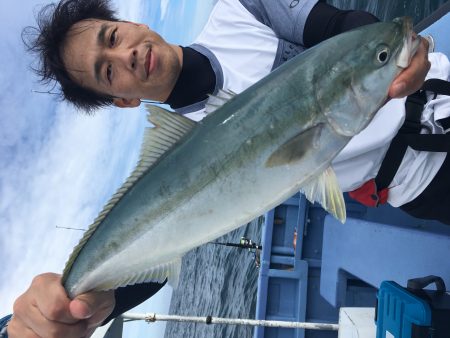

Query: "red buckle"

xmin=348 ymin=179 xmax=388 ymax=207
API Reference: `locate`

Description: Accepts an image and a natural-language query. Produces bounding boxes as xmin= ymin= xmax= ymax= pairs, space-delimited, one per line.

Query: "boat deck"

xmin=254 ymin=194 xmax=450 ymax=338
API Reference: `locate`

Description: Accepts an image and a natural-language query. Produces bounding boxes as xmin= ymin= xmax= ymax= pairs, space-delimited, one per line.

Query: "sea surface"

xmin=164 ymin=217 xmax=263 ymax=338
xmin=164 ymin=2 xmax=449 ymax=337
xmin=328 ymin=0 xmax=449 ymax=26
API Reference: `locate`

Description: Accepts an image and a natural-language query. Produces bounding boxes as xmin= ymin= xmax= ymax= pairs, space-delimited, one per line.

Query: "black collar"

xmin=164 ymin=46 xmax=216 ymax=109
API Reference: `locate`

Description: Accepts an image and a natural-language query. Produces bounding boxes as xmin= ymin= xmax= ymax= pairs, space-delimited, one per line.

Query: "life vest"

xmin=349 ymin=79 xmax=450 ymax=207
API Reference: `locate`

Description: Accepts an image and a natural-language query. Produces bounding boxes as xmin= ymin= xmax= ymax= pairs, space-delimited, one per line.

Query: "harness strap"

xmin=349 ymin=78 xmax=450 ymax=207
xmin=421 ymin=78 xmax=450 ymax=95
xmin=375 ymin=90 xmax=427 ymax=191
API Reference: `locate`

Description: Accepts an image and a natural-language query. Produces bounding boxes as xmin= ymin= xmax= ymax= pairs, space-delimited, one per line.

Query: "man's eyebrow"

xmin=94 ymin=23 xmax=110 ymax=84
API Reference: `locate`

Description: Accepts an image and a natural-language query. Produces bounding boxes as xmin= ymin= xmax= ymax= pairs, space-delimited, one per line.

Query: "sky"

xmin=0 ymin=0 xmax=216 ymax=337
xmin=1 ymin=1 xmax=449 ymax=337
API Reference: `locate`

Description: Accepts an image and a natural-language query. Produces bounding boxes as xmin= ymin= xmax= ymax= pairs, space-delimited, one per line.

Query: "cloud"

xmin=115 ymin=0 xmax=147 ymax=22
xmin=160 ymin=0 xmax=170 ymax=21
xmin=0 ymin=0 xmax=148 ymax=315
xmin=0 ymin=103 xmax=147 ymax=313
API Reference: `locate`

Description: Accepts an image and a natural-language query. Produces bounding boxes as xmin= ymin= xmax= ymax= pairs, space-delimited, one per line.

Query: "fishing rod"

xmin=211 ymin=242 xmax=262 ymax=250
xmin=55 ymin=225 xmax=86 ymax=231
xmin=209 ymin=237 xmax=262 ymax=268
xmin=209 ymin=237 xmax=262 ymax=250
xmin=122 ymin=312 xmax=339 ymax=331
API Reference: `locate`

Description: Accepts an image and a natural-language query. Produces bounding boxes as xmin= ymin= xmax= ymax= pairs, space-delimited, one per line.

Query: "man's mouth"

xmin=145 ymin=47 xmax=153 ymax=78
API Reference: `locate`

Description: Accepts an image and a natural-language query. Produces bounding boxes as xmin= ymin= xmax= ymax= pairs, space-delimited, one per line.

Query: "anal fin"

xmin=300 ymin=167 xmax=346 ymax=223
xmin=96 ymin=256 xmax=184 ymax=291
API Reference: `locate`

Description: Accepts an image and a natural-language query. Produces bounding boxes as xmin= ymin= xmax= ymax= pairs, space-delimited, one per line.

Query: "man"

xmin=2 ymin=0 xmax=438 ymax=337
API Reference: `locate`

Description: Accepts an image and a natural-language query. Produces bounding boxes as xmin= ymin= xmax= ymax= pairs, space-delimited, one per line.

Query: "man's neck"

xmin=164 ymin=46 xmax=216 ymax=109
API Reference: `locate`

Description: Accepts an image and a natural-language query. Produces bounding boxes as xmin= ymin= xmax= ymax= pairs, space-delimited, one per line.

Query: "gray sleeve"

xmin=239 ymin=0 xmax=319 ymax=46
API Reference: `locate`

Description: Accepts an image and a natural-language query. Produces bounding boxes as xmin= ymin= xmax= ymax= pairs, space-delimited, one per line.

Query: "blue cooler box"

xmin=376 ymin=276 xmax=450 ymax=338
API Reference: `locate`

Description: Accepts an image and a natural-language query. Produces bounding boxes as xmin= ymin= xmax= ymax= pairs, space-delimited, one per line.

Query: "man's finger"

xmin=7 ymin=317 xmax=40 ymax=338
xmin=70 ymin=290 xmax=115 ymax=325
xmin=9 ymin=307 xmax=87 ymax=338
xmin=389 ymin=36 xmax=431 ymax=98
xmin=31 ymin=273 xmax=79 ymax=324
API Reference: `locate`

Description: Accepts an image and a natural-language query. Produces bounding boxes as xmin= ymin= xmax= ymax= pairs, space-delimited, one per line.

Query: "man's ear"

xmin=113 ymin=98 xmax=141 ymax=108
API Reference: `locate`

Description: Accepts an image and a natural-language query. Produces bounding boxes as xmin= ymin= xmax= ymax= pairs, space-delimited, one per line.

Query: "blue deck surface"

xmin=254 ymin=194 xmax=450 ymax=338
xmin=254 ymin=11 xmax=450 ymax=338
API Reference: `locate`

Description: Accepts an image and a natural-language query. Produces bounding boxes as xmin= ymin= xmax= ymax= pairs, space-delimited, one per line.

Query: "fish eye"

xmin=376 ymin=46 xmax=390 ymax=64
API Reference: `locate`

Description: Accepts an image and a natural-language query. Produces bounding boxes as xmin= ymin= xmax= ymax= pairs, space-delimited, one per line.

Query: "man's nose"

xmin=112 ymin=48 xmax=138 ymax=71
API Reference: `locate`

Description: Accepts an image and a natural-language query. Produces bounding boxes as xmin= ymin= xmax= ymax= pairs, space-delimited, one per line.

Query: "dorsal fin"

xmin=205 ymin=89 xmax=236 ymax=115
xmin=62 ymin=106 xmax=196 ymax=282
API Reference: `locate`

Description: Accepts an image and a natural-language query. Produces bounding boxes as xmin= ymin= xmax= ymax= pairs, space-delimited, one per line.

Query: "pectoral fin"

xmin=266 ymin=124 xmax=322 ymax=167
xmin=300 ymin=167 xmax=346 ymax=223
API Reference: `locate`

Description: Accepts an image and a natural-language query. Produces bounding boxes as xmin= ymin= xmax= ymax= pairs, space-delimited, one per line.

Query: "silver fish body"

xmin=63 ymin=17 xmax=418 ymax=297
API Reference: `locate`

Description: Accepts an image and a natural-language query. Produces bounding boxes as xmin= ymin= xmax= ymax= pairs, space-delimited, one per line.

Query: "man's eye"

xmin=110 ymin=29 xmax=117 ymax=46
xmin=107 ymin=64 xmax=113 ymax=83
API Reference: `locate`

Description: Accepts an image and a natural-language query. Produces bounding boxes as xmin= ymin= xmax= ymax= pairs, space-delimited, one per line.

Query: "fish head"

xmin=317 ymin=16 xmax=420 ymax=137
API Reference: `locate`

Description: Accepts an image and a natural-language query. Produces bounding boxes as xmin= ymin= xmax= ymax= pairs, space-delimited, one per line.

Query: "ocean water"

xmin=328 ymin=0 xmax=449 ymax=26
xmin=164 ymin=217 xmax=263 ymax=338
xmin=164 ymin=1 xmax=448 ymax=337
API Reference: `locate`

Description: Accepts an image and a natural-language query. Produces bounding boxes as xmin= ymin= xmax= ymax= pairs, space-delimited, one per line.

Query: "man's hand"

xmin=389 ymin=35 xmax=431 ymax=98
xmin=8 ymin=273 xmax=115 ymax=338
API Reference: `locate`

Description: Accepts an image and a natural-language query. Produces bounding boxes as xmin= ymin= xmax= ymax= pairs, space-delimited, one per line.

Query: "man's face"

xmin=61 ymin=19 xmax=182 ymax=105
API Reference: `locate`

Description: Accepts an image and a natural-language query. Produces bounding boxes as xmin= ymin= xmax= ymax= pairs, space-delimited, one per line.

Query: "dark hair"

xmin=23 ymin=0 xmax=120 ymax=113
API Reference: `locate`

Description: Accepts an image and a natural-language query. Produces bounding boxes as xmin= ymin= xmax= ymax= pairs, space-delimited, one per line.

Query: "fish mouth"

xmin=395 ymin=17 xmax=421 ymax=68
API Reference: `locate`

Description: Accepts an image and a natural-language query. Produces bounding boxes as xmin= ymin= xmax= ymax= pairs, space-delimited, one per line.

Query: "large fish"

xmin=62 ymin=17 xmax=419 ymax=297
